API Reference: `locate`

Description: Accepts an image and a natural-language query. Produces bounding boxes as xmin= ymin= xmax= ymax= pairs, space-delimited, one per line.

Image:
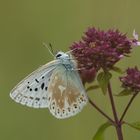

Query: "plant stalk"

xmin=116 ymin=124 xmax=123 ymax=140
xmin=107 ymin=82 xmax=123 ymax=140
xmin=88 ymin=97 xmax=114 ymax=124
xmin=108 ymin=82 xmax=118 ymax=123
xmin=120 ymin=92 xmax=138 ymax=122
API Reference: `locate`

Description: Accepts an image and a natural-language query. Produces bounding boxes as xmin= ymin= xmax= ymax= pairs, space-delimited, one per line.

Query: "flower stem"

xmin=116 ymin=124 xmax=123 ymax=140
xmin=107 ymin=82 xmax=123 ymax=140
xmin=88 ymin=97 xmax=114 ymax=124
xmin=120 ymin=92 xmax=138 ymax=122
xmin=108 ymin=82 xmax=119 ymax=122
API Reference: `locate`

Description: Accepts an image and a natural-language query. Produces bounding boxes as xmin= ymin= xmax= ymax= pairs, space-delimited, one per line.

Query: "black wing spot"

xmin=63 ymin=110 xmax=65 ymax=114
xmin=35 ymin=79 xmax=39 ymax=83
xmin=27 ymin=86 xmax=30 ymax=89
xmin=45 ymin=87 xmax=48 ymax=91
xmin=74 ymin=105 xmax=77 ymax=109
xmin=34 ymin=88 xmax=38 ymax=91
xmin=42 ymin=97 xmax=47 ymax=100
xmin=35 ymin=97 xmax=40 ymax=101
xmin=42 ymin=76 xmax=44 ymax=79
xmin=68 ymin=107 xmax=71 ymax=112
xmin=41 ymin=83 xmax=45 ymax=90
xmin=28 ymin=82 xmax=30 ymax=84
xmin=30 ymin=88 xmax=32 ymax=91
xmin=29 ymin=97 xmax=33 ymax=99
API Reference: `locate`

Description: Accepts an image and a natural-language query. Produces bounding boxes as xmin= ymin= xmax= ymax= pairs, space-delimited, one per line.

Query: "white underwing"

xmin=10 ymin=51 xmax=88 ymax=119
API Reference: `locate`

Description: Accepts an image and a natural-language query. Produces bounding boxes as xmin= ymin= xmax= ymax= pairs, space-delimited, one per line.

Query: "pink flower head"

xmin=70 ymin=27 xmax=138 ymax=83
xmin=120 ymin=67 xmax=140 ymax=93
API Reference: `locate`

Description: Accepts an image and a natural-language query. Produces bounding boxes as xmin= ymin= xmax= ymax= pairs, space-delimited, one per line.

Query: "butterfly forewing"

xmin=10 ymin=51 xmax=88 ymax=119
xmin=10 ymin=60 xmax=59 ymax=108
xmin=47 ymin=65 xmax=88 ymax=119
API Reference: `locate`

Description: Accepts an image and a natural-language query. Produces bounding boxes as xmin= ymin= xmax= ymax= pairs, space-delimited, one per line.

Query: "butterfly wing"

xmin=47 ymin=65 xmax=88 ymax=119
xmin=10 ymin=60 xmax=59 ymax=108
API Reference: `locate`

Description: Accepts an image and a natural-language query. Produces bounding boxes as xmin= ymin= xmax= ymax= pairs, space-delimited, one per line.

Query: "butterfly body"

xmin=10 ymin=51 xmax=87 ymax=119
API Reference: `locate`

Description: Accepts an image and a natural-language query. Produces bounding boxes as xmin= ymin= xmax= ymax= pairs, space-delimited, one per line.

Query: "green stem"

xmin=108 ymin=82 xmax=119 ymax=123
xmin=88 ymin=97 xmax=114 ymax=124
xmin=120 ymin=92 xmax=138 ymax=122
xmin=107 ymin=82 xmax=123 ymax=140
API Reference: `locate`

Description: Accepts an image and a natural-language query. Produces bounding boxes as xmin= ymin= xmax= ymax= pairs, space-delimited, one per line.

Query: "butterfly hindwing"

xmin=10 ymin=60 xmax=59 ymax=108
xmin=10 ymin=51 xmax=88 ymax=119
xmin=47 ymin=65 xmax=88 ymax=119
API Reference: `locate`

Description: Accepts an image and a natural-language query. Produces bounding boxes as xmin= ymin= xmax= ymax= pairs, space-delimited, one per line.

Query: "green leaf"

xmin=116 ymin=89 xmax=132 ymax=96
xmin=86 ymin=85 xmax=100 ymax=92
xmin=97 ymin=71 xmax=112 ymax=94
xmin=124 ymin=54 xmax=131 ymax=57
xmin=112 ymin=66 xmax=124 ymax=74
xmin=125 ymin=122 xmax=140 ymax=131
xmin=92 ymin=122 xmax=112 ymax=140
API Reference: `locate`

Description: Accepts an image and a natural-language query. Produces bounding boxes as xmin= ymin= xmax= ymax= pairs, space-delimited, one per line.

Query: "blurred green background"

xmin=0 ymin=0 xmax=140 ymax=140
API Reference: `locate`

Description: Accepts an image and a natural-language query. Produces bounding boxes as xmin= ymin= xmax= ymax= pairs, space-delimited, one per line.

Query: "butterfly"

xmin=10 ymin=48 xmax=88 ymax=119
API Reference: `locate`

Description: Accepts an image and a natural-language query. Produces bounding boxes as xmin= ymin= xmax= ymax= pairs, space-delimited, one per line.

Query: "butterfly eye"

xmin=56 ymin=53 xmax=62 ymax=58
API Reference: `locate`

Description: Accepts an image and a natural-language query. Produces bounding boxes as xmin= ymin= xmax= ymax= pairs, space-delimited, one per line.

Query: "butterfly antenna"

xmin=43 ymin=42 xmax=54 ymax=57
xmin=66 ymin=48 xmax=77 ymax=54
